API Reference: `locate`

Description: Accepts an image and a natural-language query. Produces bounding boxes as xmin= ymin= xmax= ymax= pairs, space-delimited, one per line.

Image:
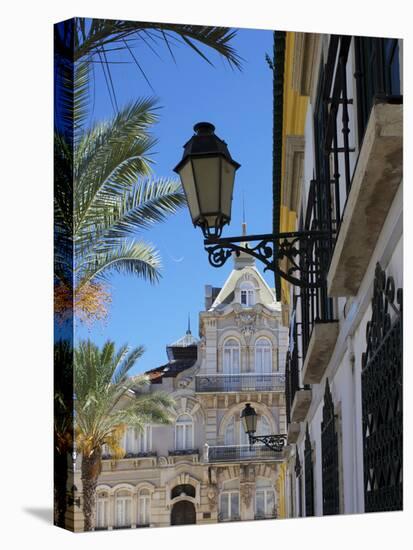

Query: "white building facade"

xmin=278 ymin=32 xmax=403 ymax=518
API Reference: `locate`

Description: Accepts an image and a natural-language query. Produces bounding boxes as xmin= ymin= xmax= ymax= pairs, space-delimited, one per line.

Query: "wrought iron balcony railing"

xmin=101 ymin=451 xmax=157 ymax=460
xmin=195 ymin=373 xmax=285 ymax=393
xmin=205 ymin=444 xmax=284 ymax=463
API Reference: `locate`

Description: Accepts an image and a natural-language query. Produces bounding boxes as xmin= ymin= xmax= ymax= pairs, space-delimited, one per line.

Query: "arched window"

xmin=175 ymin=413 xmax=194 ymax=450
xmin=255 ymin=338 xmax=272 ymax=373
xmin=240 ymin=282 xmax=255 ymax=307
xmin=255 ymin=479 xmax=276 ymax=518
xmin=223 ymin=338 xmax=240 ymax=374
xmin=115 ymin=490 xmax=132 ymax=528
xmin=219 ymin=479 xmax=240 ymax=521
xmin=138 ymin=425 xmax=152 ymax=453
xmin=95 ymin=491 xmax=109 ymax=529
xmin=138 ymin=488 xmax=151 ymax=526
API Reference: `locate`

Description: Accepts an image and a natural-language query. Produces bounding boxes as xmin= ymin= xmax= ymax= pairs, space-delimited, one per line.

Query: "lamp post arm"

xmin=204 ymin=230 xmax=334 ymax=288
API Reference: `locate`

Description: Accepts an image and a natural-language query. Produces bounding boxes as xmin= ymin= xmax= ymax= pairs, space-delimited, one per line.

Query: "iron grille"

xmin=354 ymin=37 xmax=402 ymax=147
xmin=362 ymin=263 xmax=403 ymax=512
xmin=304 ymin=424 xmax=315 ymax=517
xmin=321 ymin=379 xmax=340 ymax=515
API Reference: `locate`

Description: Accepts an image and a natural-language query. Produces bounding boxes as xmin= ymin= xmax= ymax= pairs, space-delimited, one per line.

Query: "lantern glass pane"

xmin=192 ymin=157 xmax=220 ymax=221
xmin=220 ymin=159 xmax=236 ymax=220
xmin=179 ymin=160 xmax=199 ymax=223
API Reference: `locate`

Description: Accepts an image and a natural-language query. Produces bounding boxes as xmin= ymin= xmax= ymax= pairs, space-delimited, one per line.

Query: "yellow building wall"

xmin=279 ymin=32 xmax=309 ymax=305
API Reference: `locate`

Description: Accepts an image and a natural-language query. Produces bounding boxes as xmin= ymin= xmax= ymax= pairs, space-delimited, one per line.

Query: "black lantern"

xmin=240 ymin=403 xmax=257 ymax=435
xmin=174 ymin=122 xmax=240 ymax=238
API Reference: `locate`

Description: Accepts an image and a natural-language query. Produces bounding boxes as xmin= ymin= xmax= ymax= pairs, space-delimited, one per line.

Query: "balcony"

xmin=205 ymin=444 xmax=284 ymax=463
xmin=302 ymin=321 xmax=339 ymax=384
xmin=327 ymin=102 xmax=403 ymax=297
xmin=195 ymin=373 xmax=285 ymax=393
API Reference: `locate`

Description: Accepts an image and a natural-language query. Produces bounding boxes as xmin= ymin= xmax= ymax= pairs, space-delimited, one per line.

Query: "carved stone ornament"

xmin=177 ymin=376 xmax=193 ymax=389
xmin=241 ymin=483 xmax=253 ymax=507
xmin=206 ymin=485 xmax=218 ymax=510
xmin=157 ymin=456 xmax=168 ymax=467
xmin=235 ymin=311 xmax=257 ymax=341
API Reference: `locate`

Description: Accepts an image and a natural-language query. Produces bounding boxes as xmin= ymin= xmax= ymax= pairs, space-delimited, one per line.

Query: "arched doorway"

xmin=171 ymin=500 xmax=196 ymax=525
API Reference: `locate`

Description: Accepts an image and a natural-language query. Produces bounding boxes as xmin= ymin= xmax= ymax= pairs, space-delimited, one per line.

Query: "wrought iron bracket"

xmin=248 ymin=433 xmax=287 ymax=452
xmin=204 ymin=231 xmax=333 ymax=288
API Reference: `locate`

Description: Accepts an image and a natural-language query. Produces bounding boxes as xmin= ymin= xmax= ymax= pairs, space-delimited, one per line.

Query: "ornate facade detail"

xmin=235 ymin=310 xmax=257 ymax=341
xmin=241 ymin=483 xmax=254 ymax=507
xmin=206 ymin=484 xmax=218 ymax=510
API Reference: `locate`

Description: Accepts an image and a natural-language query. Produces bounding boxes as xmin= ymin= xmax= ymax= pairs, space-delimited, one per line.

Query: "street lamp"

xmin=241 ymin=404 xmax=287 ymax=452
xmin=174 ymin=122 xmax=333 ymax=287
xmin=173 ymin=122 xmax=240 ymax=238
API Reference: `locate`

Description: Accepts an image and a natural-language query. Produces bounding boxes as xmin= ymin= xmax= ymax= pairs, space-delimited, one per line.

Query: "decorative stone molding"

xmin=292 ymin=33 xmax=321 ymax=97
xmin=282 ymin=135 xmax=305 ymax=215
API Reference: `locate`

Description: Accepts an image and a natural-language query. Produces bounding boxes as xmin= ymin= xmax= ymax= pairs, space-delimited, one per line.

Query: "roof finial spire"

xmin=186 ymin=313 xmax=191 ymax=334
xmin=242 ymin=191 xmax=247 ymax=236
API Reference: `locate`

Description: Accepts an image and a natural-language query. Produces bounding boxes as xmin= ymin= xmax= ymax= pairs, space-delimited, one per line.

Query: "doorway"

xmin=171 ymin=500 xmax=196 ymax=525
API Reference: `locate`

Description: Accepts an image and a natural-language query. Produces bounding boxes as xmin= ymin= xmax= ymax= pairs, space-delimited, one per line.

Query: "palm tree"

xmin=54 ymin=72 xmax=186 ymax=322
xmin=74 ymin=339 xmax=174 ymax=531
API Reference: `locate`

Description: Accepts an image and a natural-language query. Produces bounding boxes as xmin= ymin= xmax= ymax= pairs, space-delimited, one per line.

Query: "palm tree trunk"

xmin=81 ymin=449 xmax=101 ymax=532
xmin=54 ymin=446 xmax=68 ymax=528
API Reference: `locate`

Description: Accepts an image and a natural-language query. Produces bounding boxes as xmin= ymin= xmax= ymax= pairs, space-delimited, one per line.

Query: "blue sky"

xmin=75 ymin=23 xmax=276 ymax=374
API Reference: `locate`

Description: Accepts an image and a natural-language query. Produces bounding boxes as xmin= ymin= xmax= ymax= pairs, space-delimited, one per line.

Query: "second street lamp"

xmin=174 ymin=122 xmax=334 ymax=288
xmin=241 ymin=404 xmax=287 ymax=452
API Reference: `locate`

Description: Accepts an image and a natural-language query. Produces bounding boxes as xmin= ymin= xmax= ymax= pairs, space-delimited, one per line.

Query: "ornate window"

xmin=138 ymin=489 xmax=151 ymax=526
xmin=95 ymin=491 xmax=109 ymax=530
xmin=223 ymin=338 xmax=240 ymax=374
xmin=304 ymin=424 xmax=315 ymax=517
xmin=240 ymin=282 xmax=255 ymax=307
xmin=175 ymin=413 xmax=194 ymax=450
xmin=115 ymin=490 xmax=132 ymax=528
xmin=255 ymin=338 xmax=272 ymax=373
xmin=219 ymin=479 xmax=240 ymax=521
xmin=255 ymin=479 xmax=276 ymax=518
xmin=362 ymin=263 xmax=403 ymax=512
xmin=321 ymin=379 xmax=340 ymax=515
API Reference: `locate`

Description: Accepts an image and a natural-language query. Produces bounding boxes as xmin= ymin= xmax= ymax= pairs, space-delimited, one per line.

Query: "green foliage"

xmin=74 ymin=339 xmax=174 ymax=456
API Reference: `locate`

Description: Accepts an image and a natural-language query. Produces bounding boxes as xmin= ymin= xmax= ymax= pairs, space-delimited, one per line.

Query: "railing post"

xmin=203 ymin=443 xmax=209 ymax=462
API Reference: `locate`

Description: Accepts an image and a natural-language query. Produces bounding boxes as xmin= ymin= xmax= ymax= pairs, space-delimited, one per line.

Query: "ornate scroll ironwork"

xmin=321 ymin=379 xmax=340 ymax=515
xmin=362 ymin=262 xmax=403 ymax=512
xmin=204 ymin=230 xmax=332 ymax=288
xmin=248 ymin=434 xmax=287 ymax=453
xmin=304 ymin=424 xmax=315 ymax=517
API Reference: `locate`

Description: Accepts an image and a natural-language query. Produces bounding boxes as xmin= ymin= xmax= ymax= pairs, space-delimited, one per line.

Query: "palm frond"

xmin=77 ymin=240 xmax=161 ymax=288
